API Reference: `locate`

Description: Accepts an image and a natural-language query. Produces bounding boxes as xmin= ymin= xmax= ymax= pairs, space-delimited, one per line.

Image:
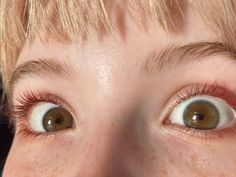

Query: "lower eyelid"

xmin=15 ymin=115 xmax=77 ymax=142
xmin=162 ymin=122 xmax=236 ymax=142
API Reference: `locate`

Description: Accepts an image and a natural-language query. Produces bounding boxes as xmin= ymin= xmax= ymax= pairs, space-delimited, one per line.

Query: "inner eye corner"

xmin=161 ymin=114 xmax=173 ymax=126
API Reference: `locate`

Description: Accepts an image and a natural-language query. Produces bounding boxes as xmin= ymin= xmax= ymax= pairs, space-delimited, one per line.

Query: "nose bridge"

xmin=72 ymin=101 xmax=149 ymax=177
xmin=73 ymin=120 xmax=133 ymax=177
xmin=70 ymin=79 xmax=153 ymax=176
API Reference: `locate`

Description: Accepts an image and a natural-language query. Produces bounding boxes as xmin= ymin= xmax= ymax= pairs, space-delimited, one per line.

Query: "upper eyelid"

xmin=162 ymin=83 xmax=225 ymax=120
xmin=11 ymin=90 xmax=74 ymax=120
xmin=8 ymin=58 xmax=74 ymax=100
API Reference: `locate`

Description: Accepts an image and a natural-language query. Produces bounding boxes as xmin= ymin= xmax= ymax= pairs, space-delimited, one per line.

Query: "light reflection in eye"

xmin=29 ymin=103 xmax=74 ymax=132
xmin=170 ymin=96 xmax=235 ymax=130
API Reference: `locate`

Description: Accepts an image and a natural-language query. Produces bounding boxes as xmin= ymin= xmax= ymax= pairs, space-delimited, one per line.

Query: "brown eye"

xmin=29 ymin=103 xmax=74 ymax=132
xmin=183 ymin=100 xmax=219 ymax=129
xmin=170 ymin=96 xmax=235 ymax=130
xmin=43 ymin=107 xmax=74 ymax=132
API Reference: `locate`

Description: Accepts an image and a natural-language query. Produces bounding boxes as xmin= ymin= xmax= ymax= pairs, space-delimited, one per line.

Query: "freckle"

xmin=219 ymin=173 xmax=227 ymax=177
xmin=88 ymin=143 xmax=94 ymax=150
xmin=190 ymin=154 xmax=197 ymax=165
xmin=204 ymin=143 xmax=212 ymax=149
xmin=132 ymin=143 xmax=143 ymax=152
xmin=159 ymin=169 xmax=168 ymax=176
xmin=151 ymin=155 xmax=156 ymax=160
xmin=178 ymin=151 xmax=183 ymax=158
xmin=168 ymin=158 xmax=175 ymax=165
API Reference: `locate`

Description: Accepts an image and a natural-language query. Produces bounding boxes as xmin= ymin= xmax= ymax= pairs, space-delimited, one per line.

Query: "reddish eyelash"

xmin=10 ymin=90 xmax=64 ymax=140
xmin=11 ymin=90 xmax=61 ymax=120
xmin=176 ymin=82 xmax=224 ymax=103
xmin=176 ymin=81 xmax=236 ymax=111
xmin=164 ymin=82 xmax=236 ymax=141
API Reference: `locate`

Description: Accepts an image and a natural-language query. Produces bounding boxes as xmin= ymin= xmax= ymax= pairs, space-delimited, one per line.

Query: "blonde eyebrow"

xmin=9 ymin=58 xmax=73 ymax=93
xmin=142 ymin=41 xmax=236 ymax=75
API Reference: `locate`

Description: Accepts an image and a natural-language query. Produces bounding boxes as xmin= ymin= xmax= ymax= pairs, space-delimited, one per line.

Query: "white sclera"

xmin=29 ymin=103 xmax=59 ymax=132
xmin=170 ymin=96 xmax=236 ymax=129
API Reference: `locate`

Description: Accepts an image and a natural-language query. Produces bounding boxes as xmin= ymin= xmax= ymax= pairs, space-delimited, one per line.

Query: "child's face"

xmin=3 ymin=7 xmax=236 ymax=177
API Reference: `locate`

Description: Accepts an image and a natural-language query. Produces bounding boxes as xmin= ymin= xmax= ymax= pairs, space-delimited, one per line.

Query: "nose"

xmin=70 ymin=106 xmax=152 ymax=177
xmin=76 ymin=128 xmax=130 ymax=177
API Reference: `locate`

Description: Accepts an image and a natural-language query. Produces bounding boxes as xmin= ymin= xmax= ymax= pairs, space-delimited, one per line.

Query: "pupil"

xmin=55 ymin=117 xmax=62 ymax=124
xmin=192 ymin=112 xmax=205 ymax=121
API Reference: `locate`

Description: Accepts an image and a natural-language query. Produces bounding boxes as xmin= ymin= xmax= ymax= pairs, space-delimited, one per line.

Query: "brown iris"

xmin=43 ymin=107 xmax=74 ymax=132
xmin=183 ymin=100 xmax=219 ymax=130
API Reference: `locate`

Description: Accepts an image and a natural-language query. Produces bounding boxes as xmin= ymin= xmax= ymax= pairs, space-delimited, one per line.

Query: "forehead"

xmin=17 ymin=7 xmax=212 ymax=66
xmin=2 ymin=0 xmax=236 ymax=90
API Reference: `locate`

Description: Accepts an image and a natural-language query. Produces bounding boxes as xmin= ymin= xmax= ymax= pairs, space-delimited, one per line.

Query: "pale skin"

xmin=3 ymin=6 xmax=236 ymax=177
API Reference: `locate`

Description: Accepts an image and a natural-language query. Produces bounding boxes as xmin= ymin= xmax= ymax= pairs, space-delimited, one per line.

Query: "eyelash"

xmin=11 ymin=82 xmax=236 ymax=141
xmin=163 ymin=82 xmax=236 ymax=141
xmin=11 ymin=90 xmax=66 ymax=141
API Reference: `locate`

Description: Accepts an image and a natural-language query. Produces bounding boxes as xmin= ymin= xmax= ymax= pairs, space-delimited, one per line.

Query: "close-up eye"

xmin=29 ymin=103 xmax=74 ymax=132
xmin=170 ymin=96 xmax=236 ymax=130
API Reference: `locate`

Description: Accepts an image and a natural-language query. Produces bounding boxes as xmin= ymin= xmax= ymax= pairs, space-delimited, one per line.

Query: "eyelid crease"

xmin=141 ymin=41 xmax=236 ymax=76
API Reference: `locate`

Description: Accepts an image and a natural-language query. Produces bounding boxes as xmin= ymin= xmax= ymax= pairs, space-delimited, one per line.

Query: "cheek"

xmin=162 ymin=136 xmax=236 ymax=177
xmin=3 ymin=138 xmax=73 ymax=177
xmin=200 ymin=142 xmax=236 ymax=175
xmin=3 ymin=133 xmax=236 ymax=177
xmin=152 ymin=138 xmax=209 ymax=177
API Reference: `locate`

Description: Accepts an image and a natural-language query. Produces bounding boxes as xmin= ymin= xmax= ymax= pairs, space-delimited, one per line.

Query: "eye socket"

xmin=29 ymin=103 xmax=74 ymax=132
xmin=170 ymin=96 xmax=236 ymax=130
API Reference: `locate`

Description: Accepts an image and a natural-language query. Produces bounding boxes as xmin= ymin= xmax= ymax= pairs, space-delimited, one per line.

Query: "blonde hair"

xmin=1 ymin=0 xmax=236 ymax=90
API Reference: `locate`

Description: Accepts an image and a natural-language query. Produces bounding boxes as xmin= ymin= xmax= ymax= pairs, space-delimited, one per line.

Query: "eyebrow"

xmin=141 ymin=41 xmax=236 ymax=75
xmin=9 ymin=58 xmax=73 ymax=93
xmin=9 ymin=41 xmax=236 ymax=95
